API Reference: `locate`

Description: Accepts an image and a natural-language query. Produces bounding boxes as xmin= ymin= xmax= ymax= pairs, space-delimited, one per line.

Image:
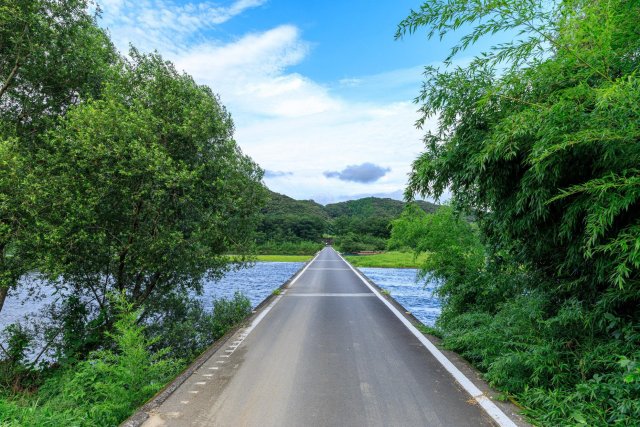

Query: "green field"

xmin=344 ymin=251 xmax=427 ymax=268
xmin=254 ymin=254 xmax=313 ymax=262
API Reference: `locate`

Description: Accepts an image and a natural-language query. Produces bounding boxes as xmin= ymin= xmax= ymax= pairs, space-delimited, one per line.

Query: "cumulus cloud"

xmin=173 ymin=25 xmax=339 ymax=118
xmin=323 ymin=163 xmax=391 ymax=184
xmin=264 ymin=170 xmax=293 ymax=178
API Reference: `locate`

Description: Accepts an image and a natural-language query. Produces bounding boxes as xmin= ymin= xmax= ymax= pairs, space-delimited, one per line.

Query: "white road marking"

xmin=195 ymin=382 xmax=206 ymax=386
xmin=188 ymin=391 xmax=199 ymax=394
xmin=336 ymin=251 xmax=518 ymax=427
xmin=216 ymin=361 xmax=225 ymax=364
xmin=285 ymin=252 xmax=322 ymax=289
xmin=287 ymin=293 xmax=376 ymax=297
xmin=208 ymin=367 xmax=219 ymax=370
xmin=203 ymin=374 xmax=213 ymax=377
xmin=180 ymin=401 xmax=189 ymax=404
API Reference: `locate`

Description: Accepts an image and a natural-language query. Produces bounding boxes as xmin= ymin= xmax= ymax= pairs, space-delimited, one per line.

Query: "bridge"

xmin=133 ymin=247 xmax=522 ymax=426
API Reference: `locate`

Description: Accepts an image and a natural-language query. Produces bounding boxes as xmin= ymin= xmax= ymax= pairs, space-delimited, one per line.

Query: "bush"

xmin=0 ymin=295 xmax=182 ymax=426
xmin=334 ymin=233 xmax=386 ymax=253
xmin=211 ymin=292 xmax=251 ymax=339
xmin=146 ymin=291 xmax=252 ymax=360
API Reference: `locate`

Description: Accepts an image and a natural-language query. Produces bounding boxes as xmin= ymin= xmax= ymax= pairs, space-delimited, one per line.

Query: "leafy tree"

xmin=0 ymin=138 xmax=24 ymax=312
xmin=0 ymin=0 xmax=117 ymax=315
xmin=0 ymin=0 xmax=116 ymax=134
xmin=398 ymin=0 xmax=640 ymax=295
xmin=397 ymin=0 xmax=640 ymax=423
xmin=36 ymin=51 xmax=266 ymax=326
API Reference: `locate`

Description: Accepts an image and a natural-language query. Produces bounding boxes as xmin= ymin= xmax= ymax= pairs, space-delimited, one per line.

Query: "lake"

xmin=1 ymin=262 xmax=441 ymax=331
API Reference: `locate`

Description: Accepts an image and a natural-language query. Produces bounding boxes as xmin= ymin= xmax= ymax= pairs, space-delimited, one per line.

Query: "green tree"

xmin=0 ymin=0 xmax=116 ymax=134
xmin=0 ymin=0 xmax=117 ymax=315
xmin=37 ymin=51 xmax=266 ymax=325
xmin=397 ymin=0 xmax=640 ymax=423
xmin=397 ymin=0 xmax=640 ymax=295
xmin=0 ymin=138 xmax=23 ymax=312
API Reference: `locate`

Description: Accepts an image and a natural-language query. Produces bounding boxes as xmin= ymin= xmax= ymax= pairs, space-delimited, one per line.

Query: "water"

xmin=199 ymin=261 xmax=304 ymax=310
xmin=0 ymin=262 xmax=305 ymax=330
xmin=1 ymin=263 xmax=441 ymax=331
xmin=360 ymin=267 xmax=441 ymax=326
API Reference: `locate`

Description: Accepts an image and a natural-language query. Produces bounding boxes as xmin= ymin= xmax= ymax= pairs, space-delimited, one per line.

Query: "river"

xmin=0 ymin=262 xmax=441 ymax=332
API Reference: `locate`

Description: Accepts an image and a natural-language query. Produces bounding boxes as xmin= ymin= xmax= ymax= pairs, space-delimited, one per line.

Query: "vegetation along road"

xmin=139 ymin=247 xmax=515 ymax=427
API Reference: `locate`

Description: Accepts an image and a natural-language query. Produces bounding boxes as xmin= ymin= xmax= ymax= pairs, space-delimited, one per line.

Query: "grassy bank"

xmin=255 ymin=254 xmax=313 ymax=262
xmin=344 ymin=251 xmax=427 ymax=268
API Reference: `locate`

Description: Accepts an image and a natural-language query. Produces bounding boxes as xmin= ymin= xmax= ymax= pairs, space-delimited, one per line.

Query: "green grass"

xmin=254 ymin=254 xmax=313 ymax=262
xmin=344 ymin=251 xmax=427 ymax=268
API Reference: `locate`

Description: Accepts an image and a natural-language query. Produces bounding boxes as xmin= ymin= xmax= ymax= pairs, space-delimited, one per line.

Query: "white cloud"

xmin=97 ymin=0 xmax=435 ymax=203
xmin=174 ymin=25 xmax=339 ymax=118
xmin=98 ymin=0 xmax=267 ymax=55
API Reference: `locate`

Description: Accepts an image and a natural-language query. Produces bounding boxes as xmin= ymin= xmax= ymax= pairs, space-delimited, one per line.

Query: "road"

xmin=142 ymin=247 xmax=500 ymax=426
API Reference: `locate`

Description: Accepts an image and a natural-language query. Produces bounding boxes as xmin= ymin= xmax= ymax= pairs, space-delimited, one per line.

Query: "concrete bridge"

xmin=130 ymin=247 xmax=525 ymax=426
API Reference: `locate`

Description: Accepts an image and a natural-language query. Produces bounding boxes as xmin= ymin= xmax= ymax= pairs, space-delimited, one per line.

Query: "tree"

xmin=0 ymin=0 xmax=116 ymax=135
xmin=397 ymin=0 xmax=640 ymax=423
xmin=36 ymin=51 xmax=266 ymax=323
xmin=0 ymin=137 xmax=25 ymax=312
xmin=397 ymin=0 xmax=640 ymax=298
xmin=0 ymin=0 xmax=117 ymax=315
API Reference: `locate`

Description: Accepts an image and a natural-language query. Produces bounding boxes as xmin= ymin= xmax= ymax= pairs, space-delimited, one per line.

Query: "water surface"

xmin=1 ymin=262 xmax=441 ymax=330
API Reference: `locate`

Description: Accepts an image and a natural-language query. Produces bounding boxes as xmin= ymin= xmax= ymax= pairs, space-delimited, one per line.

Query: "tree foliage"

xmin=0 ymin=0 xmax=118 ymax=313
xmin=1 ymin=2 xmax=266 ymax=422
xmin=397 ymin=0 xmax=640 ymax=424
xmin=37 ymin=50 xmax=265 ymax=319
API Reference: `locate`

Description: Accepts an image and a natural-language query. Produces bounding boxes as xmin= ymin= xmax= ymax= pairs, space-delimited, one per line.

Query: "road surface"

xmin=142 ymin=247 xmax=498 ymax=426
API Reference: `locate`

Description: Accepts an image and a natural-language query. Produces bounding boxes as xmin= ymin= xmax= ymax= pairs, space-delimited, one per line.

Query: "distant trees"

xmin=397 ymin=0 xmax=639 ymax=423
xmin=255 ymin=193 xmax=438 ymax=254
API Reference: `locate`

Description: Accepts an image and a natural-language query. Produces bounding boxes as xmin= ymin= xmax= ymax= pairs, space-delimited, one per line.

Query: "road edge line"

xmin=336 ymin=251 xmax=517 ymax=427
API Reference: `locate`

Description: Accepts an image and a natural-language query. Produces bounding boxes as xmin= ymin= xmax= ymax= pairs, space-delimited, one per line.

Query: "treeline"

xmin=1 ymin=1 xmax=264 ymax=424
xmin=256 ymin=190 xmax=437 ymax=254
xmin=394 ymin=0 xmax=639 ymax=425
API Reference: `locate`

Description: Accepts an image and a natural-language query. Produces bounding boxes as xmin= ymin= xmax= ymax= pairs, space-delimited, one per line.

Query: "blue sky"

xmin=97 ymin=0 xmax=454 ymax=204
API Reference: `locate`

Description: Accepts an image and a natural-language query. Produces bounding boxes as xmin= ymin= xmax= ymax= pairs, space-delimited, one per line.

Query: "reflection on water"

xmin=360 ymin=267 xmax=441 ymax=326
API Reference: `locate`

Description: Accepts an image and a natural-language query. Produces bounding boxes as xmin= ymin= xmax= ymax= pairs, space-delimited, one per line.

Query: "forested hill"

xmin=261 ymin=191 xmax=330 ymax=220
xmin=256 ymin=190 xmax=438 ymax=253
xmin=325 ymin=197 xmax=437 ymax=219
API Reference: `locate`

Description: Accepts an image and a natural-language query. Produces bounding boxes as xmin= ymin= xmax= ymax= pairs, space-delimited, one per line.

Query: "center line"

xmin=287 ymin=293 xmax=375 ymax=297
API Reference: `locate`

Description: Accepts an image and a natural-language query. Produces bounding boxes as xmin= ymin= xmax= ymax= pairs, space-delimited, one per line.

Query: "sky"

xmin=97 ymin=0 xmax=451 ymax=204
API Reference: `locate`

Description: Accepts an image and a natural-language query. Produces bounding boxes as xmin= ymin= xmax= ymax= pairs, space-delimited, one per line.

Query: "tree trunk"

xmin=0 ymin=285 xmax=8 ymax=315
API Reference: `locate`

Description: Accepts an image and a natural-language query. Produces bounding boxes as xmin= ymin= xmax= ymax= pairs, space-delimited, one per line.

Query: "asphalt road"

xmin=142 ymin=247 xmax=496 ymax=427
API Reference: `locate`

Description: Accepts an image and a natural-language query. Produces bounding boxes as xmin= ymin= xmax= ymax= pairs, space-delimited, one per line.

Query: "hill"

xmin=257 ymin=190 xmax=439 ymax=252
xmin=325 ymin=197 xmax=437 ymax=219
xmin=261 ymin=190 xmax=329 ymax=220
